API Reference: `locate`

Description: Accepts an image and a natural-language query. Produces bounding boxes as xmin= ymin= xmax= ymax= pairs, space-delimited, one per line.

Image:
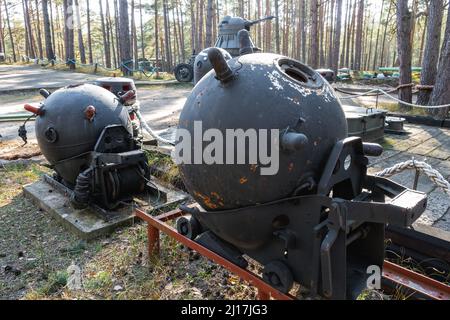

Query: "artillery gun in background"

xmin=174 ymin=15 xmax=275 ymax=83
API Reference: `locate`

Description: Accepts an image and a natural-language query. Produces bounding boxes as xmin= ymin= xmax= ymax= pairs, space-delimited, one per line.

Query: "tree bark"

xmin=74 ymin=0 xmax=86 ymax=64
xmin=34 ymin=0 xmax=44 ymax=59
xmin=327 ymin=0 xmax=335 ymax=67
xmin=429 ymin=4 xmax=450 ymax=119
xmin=162 ymin=0 xmax=171 ymax=71
xmin=274 ymin=0 xmax=280 ymax=54
xmin=139 ymin=0 xmax=145 ymax=60
xmin=205 ymin=0 xmax=213 ymax=48
xmin=3 ymin=0 xmax=16 ymax=61
xmin=0 ymin=1 xmax=3 ymax=55
xmin=353 ymin=0 xmax=364 ymax=70
xmin=300 ymin=0 xmax=306 ymax=62
xmin=310 ymin=0 xmax=319 ymax=68
xmin=372 ymin=0 xmax=384 ymax=70
xmin=197 ymin=0 xmax=204 ymax=52
xmin=42 ymin=0 xmax=55 ymax=63
xmin=49 ymin=0 xmax=56 ymax=56
xmin=189 ymin=0 xmax=195 ymax=53
xmin=99 ymin=0 xmax=111 ymax=68
xmin=332 ymin=0 xmax=343 ymax=79
xmin=155 ymin=0 xmax=160 ymax=73
xmin=131 ymin=0 xmax=139 ymax=69
xmin=418 ymin=0 xmax=443 ymax=106
xmin=380 ymin=0 xmax=393 ymax=68
xmin=396 ymin=0 xmax=413 ymax=110
xmin=119 ymin=0 xmax=132 ymax=75
xmin=106 ymin=1 xmax=117 ymax=68
xmin=86 ymin=0 xmax=93 ymax=64
xmin=23 ymin=0 xmax=36 ymax=59
xmin=63 ymin=0 xmax=75 ymax=69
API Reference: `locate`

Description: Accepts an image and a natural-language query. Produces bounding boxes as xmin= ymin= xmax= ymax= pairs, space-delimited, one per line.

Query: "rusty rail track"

xmin=135 ymin=207 xmax=450 ymax=300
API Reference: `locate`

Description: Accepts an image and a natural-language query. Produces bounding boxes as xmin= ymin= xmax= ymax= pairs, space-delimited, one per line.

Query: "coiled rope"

xmin=375 ymin=159 xmax=450 ymax=196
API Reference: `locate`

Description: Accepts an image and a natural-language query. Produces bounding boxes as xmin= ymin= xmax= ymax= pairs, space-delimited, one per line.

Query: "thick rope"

xmin=338 ymin=87 xmax=450 ymax=109
xmin=375 ymin=159 xmax=450 ymax=196
xmin=134 ymin=107 xmax=175 ymax=146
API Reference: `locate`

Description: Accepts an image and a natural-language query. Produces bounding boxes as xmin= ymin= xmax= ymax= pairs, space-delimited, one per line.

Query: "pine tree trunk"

xmin=34 ymin=0 xmax=44 ymax=59
xmin=310 ymin=0 xmax=318 ymax=68
xmin=155 ymin=0 xmax=160 ymax=73
xmin=74 ymin=0 xmax=86 ymax=64
xmin=63 ymin=0 xmax=75 ymax=69
xmin=429 ymin=4 xmax=450 ymax=119
xmin=131 ymin=0 xmax=138 ymax=69
xmin=205 ymin=0 xmax=213 ymax=48
xmin=171 ymin=2 xmax=178 ymax=65
xmin=327 ymin=0 xmax=335 ymax=67
xmin=23 ymin=0 xmax=36 ymax=59
xmin=418 ymin=0 xmax=443 ymax=106
xmin=0 ymin=2 xmax=3 ymax=55
xmin=86 ymin=0 xmax=93 ymax=64
xmin=3 ymin=0 xmax=16 ymax=61
xmin=139 ymin=0 xmax=145 ymax=60
xmin=264 ymin=0 xmax=272 ymax=52
xmin=42 ymin=0 xmax=55 ymax=63
xmin=396 ymin=0 xmax=413 ymax=110
xmin=107 ymin=1 xmax=117 ymax=68
xmin=49 ymin=0 xmax=56 ymax=56
xmin=332 ymin=0 xmax=343 ymax=78
xmin=301 ymin=0 xmax=307 ymax=62
xmin=353 ymin=0 xmax=364 ymax=70
xmin=190 ymin=0 xmax=195 ymax=53
xmin=274 ymin=0 xmax=280 ymax=54
xmin=162 ymin=0 xmax=172 ymax=71
xmin=319 ymin=3 xmax=325 ymax=67
xmin=176 ymin=1 xmax=185 ymax=61
xmin=119 ymin=0 xmax=132 ymax=75
xmin=372 ymin=0 xmax=384 ymax=70
xmin=380 ymin=0 xmax=393 ymax=68
xmin=99 ymin=0 xmax=111 ymax=68
xmin=197 ymin=0 xmax=204 ymax=52
xmin=114 ymin=0 xmax=121 ymax=66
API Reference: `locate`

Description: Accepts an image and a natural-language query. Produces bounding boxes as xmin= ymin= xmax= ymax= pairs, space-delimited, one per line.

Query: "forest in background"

xmin=0 ymin=0 xmax=449 ymax=114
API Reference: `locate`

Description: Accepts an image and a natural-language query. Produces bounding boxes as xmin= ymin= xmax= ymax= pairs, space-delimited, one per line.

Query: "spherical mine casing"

xmin=35 ymin=84 xmax=132 ymax=184
xmin=194 ymin=47 xmax=232 ymax=85
xmin=177 ymin=53 xmax=348 ymax=211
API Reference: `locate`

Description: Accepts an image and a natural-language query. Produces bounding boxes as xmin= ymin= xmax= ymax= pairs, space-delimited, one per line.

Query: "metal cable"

xmin=338 ymin=87 xmax=450 ymax=109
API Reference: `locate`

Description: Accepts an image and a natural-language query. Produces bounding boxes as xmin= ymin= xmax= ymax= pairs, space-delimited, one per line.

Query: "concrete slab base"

xmin=23 ymin=175 xmax=189 ymax=240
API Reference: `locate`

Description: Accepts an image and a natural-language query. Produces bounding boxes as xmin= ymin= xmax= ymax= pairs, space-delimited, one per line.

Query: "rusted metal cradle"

xmin=175 ymin=46 xmax=428 ymax=299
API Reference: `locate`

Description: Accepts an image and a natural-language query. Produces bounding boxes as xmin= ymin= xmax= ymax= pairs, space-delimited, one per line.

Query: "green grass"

xmin=376 ymin=101 xmax=429 ymax=116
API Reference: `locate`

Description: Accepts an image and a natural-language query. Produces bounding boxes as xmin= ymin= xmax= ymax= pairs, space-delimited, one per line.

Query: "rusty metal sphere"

xmin=35 ymin=83 xmax=132 ymax=184
xmin=177 ymin=52 xmax=348 ymax=211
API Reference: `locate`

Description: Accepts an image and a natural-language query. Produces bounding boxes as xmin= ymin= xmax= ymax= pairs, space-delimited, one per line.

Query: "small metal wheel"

xmin=262 ymin=261 xmax=294 ymax=294
xmin=176 ymin=216 xmax=201 ymax=240
xmin=174 ymin=63 xmax=194 ymax=83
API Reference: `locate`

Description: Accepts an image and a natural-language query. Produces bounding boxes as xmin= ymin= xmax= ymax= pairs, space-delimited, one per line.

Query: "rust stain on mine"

xmin=194 ymin=191 xmax=219 ymax=210
xmin=250 ymin=165 xmax=258 ymax=173
xmin=288 ymin=163 xmax=294 ymax=172
xmin=240 ymin=177 xmax=249 ymax=185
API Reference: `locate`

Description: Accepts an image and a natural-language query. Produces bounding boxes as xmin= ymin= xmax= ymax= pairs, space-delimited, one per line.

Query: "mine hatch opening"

xmin=277 ymin=58 xmax=323 ymax=89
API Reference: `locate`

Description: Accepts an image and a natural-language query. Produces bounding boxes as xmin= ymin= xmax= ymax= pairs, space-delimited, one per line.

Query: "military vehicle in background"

xmin=174 ymin=15 xmax=275 ymax=83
